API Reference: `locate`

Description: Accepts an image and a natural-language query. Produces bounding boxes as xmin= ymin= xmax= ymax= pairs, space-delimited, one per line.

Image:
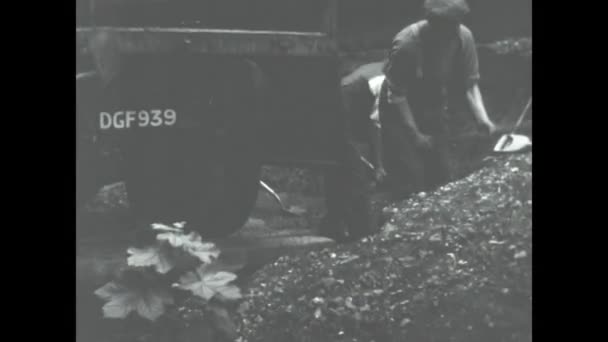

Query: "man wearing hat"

xmin=380 ymin=0 xmax=497 ymax=197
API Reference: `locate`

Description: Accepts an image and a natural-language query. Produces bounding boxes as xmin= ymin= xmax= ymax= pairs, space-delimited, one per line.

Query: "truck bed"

xmin=76 ymin=27 xmax=337 ymax=57
xmin=77 ymin=0 xmax=331 ymax=32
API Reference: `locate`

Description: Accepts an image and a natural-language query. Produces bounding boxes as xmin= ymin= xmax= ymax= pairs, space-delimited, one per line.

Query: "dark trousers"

xmin=378 ymin=82 xmax=452 ymax=197
xmin=322 ymin=140 xmax=376 ymax=240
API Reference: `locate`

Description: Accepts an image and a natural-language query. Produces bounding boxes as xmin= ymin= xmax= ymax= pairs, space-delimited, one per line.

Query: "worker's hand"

xmin=415 ymin=133 xmax=434 ymax=149
xmin=482 ymin=120 xmax=498 ymax=136
xmin=374 ymin=167 xmax=388 ymax=183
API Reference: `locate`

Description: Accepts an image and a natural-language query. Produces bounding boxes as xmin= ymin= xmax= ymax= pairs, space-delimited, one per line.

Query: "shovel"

xmin=259 ymin=180 xmax=307 ymax=216
xmin=493 ymin=97 xmax=532 ymax=153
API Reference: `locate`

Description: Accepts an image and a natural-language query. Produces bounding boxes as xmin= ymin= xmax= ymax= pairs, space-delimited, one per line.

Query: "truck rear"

xmin=76 ymin=0 xmax=373 ymax=239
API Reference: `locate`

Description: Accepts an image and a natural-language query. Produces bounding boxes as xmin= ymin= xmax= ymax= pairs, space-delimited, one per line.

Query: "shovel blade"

xmin=493 ymin=133 xmax=532 ymax=153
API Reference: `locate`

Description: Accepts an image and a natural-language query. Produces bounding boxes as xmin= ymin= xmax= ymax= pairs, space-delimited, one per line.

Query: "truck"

xmin=76 ymin=0 xmax=374 ymax=240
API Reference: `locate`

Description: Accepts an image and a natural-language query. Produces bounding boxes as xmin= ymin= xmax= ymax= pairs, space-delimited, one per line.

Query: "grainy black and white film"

xmin=77 ymin=1 xmax=532 ymax=341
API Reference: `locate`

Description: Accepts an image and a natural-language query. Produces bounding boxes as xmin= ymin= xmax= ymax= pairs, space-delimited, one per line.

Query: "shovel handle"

xmin=510 ymin=97 xmax=532 ymax=134
xmin=498 ymin=133 xmax=514 ymax=151
xmin=359 ymin=155 xmax=376 ymax=172
xmin=259 ymin=180 xmax=285 ymax=210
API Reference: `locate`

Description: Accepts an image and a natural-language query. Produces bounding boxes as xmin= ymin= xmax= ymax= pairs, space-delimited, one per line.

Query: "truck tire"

xmin=203 ymin=158 xmax=261 ymax=238
xmin=122 ymin=132 xmax=262 ymax=240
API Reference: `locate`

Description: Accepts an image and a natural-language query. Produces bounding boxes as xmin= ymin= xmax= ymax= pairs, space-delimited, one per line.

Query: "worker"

xmin=315 ymin=67 xmax=386 ymax=243
xmin=340 ymin=66 xmax=387 ymax=184
xmin=367 ymin=74 xmax=388 ymax=184
xmin=380 ymin=0 xmax=497 ymax=198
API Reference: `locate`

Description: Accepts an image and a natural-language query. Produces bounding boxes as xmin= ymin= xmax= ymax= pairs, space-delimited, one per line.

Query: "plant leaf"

xmin=156 ymin=231 xmax=219 ymax=263
xmin=94 ymin=281 xmax=123 ymax=301
xmin=151 ymin=223 xmax=182 ymax=233
xmin=186 ymin=245 xmax=220 ymax=264
xmin=102 ymin=293 xmax=136 ymax=319
xmin=135 ymin=289 xmax=174 ymax=321
xmin=176 ymin=265 xmax=241 ymax=301
xmin=214 ymin=285 xmax=242 ymax=301
xmin=127 ymin=245 xmax=175 ymax=274
xmin=173 ymin=222 xmax=187 ymax=229
xmin=95 ymin=281 xmax=174 ymax=321
xmin=202 ymin=271 xmax=238 ymax=288
xmin=181 ymin=233 xmax=220 ymax=263
xmin=177 ymin=271 xmax=216 ymax=300
xmin=157 ymin=232 xmax=186 ymax=248
xmin=158 ymin=231 xmax=198 ymax=248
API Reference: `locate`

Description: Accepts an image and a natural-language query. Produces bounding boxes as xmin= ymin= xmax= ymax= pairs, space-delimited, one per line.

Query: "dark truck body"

xmin=77 ymin=0 xmax=342 ymax=166
xmin=76 ymin=0 xmax=374 ymax=238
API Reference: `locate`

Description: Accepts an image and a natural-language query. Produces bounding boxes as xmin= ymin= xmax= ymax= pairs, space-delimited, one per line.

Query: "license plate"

xmin=99 ymin=109 xmax=177 ymax=130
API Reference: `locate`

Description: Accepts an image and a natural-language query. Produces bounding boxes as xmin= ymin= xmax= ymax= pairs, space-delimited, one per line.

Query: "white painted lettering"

xmin=138 ymin=110 xmax=150 ymax=127
xmin=99 ymin=112 xmax=112 ymax=130
xmin=98 ymin=109 xmax=178 ymax=129
xmin=113 ymin=111 xmax=125 ymax=129
xmin=164 ymin=109 xmax=177 ymax=126
xmin=150 ymin=109 xmax=163 ymax=127
xmin=125 ymin=111 xmax=137 ymax=128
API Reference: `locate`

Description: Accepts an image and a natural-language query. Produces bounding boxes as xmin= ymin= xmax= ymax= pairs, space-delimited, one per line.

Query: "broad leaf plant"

xmin=94 ymin=222 xmax=242 ymax=340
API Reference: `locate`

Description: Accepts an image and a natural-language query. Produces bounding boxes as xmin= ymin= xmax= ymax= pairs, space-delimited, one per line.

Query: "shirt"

xmin=367 ymin=74 xmax=385 ymax=127
xmin=383 ymin=20 xmax=480 ymax=111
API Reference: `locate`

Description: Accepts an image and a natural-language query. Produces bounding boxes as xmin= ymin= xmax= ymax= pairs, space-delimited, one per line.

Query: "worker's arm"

xmin=466 ymin=84 xmax=497 ymax=134
xmin=387 ymin=84 xmax=433 ymax=149
xmin=383 ymin=38 xmax=432 ymax=148
xmin=460 ymin=26 xmax=497 ymax=135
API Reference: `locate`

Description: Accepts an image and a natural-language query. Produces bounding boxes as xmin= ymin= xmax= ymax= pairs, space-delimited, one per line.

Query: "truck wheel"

xmin=202 ymin=159 xmax=261 ymax=238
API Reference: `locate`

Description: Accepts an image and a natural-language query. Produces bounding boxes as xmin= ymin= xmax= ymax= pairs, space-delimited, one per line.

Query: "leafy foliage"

xmin=152 ymin=222 xmax=185 ymax=233
xmin=176 ymin=264 xmax=242 ymax=301
xmin=95 ymin=280 xmax=174 ymax=321
xmin=157 ymin=230 xmax=220 ymax=264
xmin=127 ymin=245 xmax=176 ymax=274
xmin=95 ymin=221 xmax=243 ymax=339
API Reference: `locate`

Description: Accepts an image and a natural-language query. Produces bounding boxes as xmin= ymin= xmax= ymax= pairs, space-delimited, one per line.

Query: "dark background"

xmin=77 ymin=0 xmax=531 ymax=44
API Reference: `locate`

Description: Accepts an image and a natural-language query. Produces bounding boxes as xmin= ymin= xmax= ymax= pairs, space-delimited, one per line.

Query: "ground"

xmin=77 ymin=108 xmax=532 ymax=342
xmin=236 ymin=153 xmax=532 ymax=342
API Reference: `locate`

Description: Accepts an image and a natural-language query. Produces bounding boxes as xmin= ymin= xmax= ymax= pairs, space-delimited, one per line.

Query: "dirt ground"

xmin=77 ymin=145 xmax=532 ymax=342
xmin=77 ymin=186 xmax=333 ymax=342
xmin=236 ymin=153 xmax=532 ymax=342
xmin=77 ymin=107 xmax=531 ymax=341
